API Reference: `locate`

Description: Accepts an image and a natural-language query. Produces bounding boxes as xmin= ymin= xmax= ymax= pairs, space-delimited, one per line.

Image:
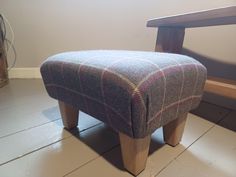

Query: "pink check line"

xmin=45 ymin=83 xmax=132 ymax=126
xmin=147 ymin=95 xmax=202 ymax=124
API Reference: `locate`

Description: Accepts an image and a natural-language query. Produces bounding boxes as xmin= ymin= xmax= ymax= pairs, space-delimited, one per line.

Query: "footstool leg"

xmin=163 ymin=113 xmax=187 ymax=146
xmin=58 ymin=101 xmax=79 ymax=129
xmin=119 ymin=132 xmax=151 ymax=176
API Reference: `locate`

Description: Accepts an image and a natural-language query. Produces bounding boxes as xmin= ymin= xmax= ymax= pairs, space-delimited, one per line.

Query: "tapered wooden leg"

xmin=119 ymin=132 xmax=151 ymax=176
xmin=58 ymin=101 xmax=79 ymax=129
xmin=163 ymin=113 xmax=187 ymax=146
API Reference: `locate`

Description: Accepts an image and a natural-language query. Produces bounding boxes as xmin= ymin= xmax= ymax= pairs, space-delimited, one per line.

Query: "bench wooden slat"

xmin=147 ymin=6 xmax=236 ymax=28
xmin=204 ymin=77 xmax=236 ymax=99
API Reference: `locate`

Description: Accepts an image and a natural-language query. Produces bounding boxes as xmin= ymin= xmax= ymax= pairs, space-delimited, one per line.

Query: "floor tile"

xmin=157 ymin=125 xmax=236 ymax=177
xmin=65 ymin=147 xmax=132 ymax=177
xmin=70 ymin=123 xmax=119 ymax=155
xmin=2 ymin=79 xmax=235 ymax=177
xmin=0 ymin=79 xmax=101 ymax=138
xmin=0 ymin=79 xmax=53 ymax=110
xmin=180 ymin=113 xmax=214 ymax=146
xmin=138 ymin=113 xmax=214 ymax=177
xmin=77 ymin=112 xmax=102 ymax=132
xmin=0 ymin=112 xmax=101 ymax=165
xmin=0 ymin=79 xmax=59 ymax=137
xmin=0 ymin=106 xmax=59 ymax=138
xmin=191 ymin=101 xmax=230 ymax=123
xmin=0 ymin=124 xmax=119 ymax=177
xmin=0 ymin=120 xmax=70 ymax=165
xmin=219 ymin=111 xmax=236 ymax=132
xmin=65 ymin=114 xmax=214 ymax=177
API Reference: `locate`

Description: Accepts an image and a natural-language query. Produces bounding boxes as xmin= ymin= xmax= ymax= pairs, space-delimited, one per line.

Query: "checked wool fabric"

xmin=41 ymin=50 xmax=207 ymax=138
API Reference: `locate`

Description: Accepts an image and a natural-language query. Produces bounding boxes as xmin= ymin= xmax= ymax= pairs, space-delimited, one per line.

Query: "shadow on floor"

xmin=67 ymin=124 xmax=165 ymax=171
xmin=191 ymin=101 xmax=236 ymax=132
xmin=42 ymin=106 xmax=61 ymax=123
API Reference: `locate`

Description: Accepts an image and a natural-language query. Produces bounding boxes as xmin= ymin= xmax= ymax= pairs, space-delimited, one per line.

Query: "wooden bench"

xmin=147 ymin=6 xmax=236 ymax=99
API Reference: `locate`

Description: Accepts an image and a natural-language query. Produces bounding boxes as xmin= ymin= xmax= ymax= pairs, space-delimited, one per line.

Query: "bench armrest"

xmin=147 ymin=6 xmax=236 ymax=28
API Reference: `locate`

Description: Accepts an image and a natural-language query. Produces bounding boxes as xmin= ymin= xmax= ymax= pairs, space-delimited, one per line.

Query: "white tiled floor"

xmin=0 ymin=79 xmax=235 ymax=177
xmin=157 ymin=125 xmax=236 ymax=177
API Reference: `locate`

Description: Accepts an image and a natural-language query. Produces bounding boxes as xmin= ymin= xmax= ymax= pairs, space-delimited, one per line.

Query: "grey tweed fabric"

xmin=40 ymin=50 xmax=207 ymax=138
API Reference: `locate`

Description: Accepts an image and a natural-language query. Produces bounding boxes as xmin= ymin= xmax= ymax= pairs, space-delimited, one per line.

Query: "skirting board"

xmin=8 ymin=68 xmax=41 ymax=79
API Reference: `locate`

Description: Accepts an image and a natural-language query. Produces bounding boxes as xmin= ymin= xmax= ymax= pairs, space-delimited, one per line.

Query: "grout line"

xmin=215 ymin=110 xmax=232 ymax=125
xmin=201 ymin=100 xmax=234 ymax=112
xmin=176 ymin=126 xmax=214 ymax=159
xmin=154 ymin=111 xmax=232 ymax=177
xmin=0 ymin=136 xmax=73 ymax=166
xmin=154 ymin=125 xmax=215 ymax=177
xmin=0 ymin=122 xmax=102 ymax=167
xmin=0 ymin=118 xmax=61 ymax=139
xmin=64 ymin=109 xmax=231 ymax=177
xmin=63 ymin=144 xmax=120 ymax=177
xmin=71 ymin=122 xmax=104 ymax=136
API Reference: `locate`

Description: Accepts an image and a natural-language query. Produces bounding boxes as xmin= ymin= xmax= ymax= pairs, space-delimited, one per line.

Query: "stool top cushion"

xmin=41 ymin=50 xmax=207 ymax=138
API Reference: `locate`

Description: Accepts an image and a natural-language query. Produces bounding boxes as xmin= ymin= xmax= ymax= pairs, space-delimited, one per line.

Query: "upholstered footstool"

xmin=40 ymin=50 xmax=206 ymax=175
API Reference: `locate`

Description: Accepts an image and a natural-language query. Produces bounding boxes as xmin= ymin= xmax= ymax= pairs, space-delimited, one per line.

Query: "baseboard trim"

xmin=8 ymin=68 xmax=41 ymax=79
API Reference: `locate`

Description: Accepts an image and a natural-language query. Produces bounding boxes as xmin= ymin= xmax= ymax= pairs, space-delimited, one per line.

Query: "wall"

xmin=0 ymin=0 xmax=236 ymax=68
xmin=0 ymin=1 xmax=236 ymax=109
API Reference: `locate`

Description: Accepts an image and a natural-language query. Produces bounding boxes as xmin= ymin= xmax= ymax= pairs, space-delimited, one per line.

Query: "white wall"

xmin=0 ymin=0 xmax=236 ymax=67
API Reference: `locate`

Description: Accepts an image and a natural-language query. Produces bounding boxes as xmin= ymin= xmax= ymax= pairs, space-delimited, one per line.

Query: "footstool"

xmin=40 ymin=50 xmax=207 ymax=175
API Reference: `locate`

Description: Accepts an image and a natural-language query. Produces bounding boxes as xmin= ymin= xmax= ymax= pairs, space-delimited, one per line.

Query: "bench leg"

xmin=119 ymin=132 xmax=151 ymax=176
xmin=58 ymin=101 xmax=79 ymax=129
xmin=163 ymin=113 xmax=187 ymax=146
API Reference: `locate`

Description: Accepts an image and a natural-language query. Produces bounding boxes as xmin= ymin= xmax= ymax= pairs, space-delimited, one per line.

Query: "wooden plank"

xmin=204 ymin=77 xmax=236 ymax=99
xmin=147 ymin=6 xmax=236 ymax=28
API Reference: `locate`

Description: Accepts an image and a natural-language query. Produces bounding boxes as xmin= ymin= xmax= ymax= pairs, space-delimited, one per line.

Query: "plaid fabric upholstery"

xmin=41 ymin=50 xmax=207 ymax=138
